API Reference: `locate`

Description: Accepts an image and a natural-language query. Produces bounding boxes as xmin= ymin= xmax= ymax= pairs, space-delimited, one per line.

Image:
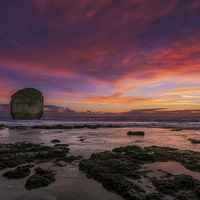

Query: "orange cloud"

xmin=162 ymin=87 xmax=200 ymax=95
xmin=81 ymin=95 xmax=197 ymax=106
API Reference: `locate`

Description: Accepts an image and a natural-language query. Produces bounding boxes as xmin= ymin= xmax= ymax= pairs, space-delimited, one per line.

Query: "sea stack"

xmin=10 ymin=88 xmax=44 ymax=120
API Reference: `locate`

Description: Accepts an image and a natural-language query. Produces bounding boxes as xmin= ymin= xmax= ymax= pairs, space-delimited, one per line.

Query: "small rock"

xmin=51 ymin=139 xmax=61 ymax=143
xmin=0 ymin=125 xmax=4 ymax=130
xmin=171 ymin=128 xmax=182 ymax=131
xmin=188 ymin=139 xmax=200 ymax=144
xmin=127 ymin=131 xmax=145 ymax=136
xmin=55 ymin=156 xmax=82 ymax=163
xmin=53 ymin=162 xmax=66 ymax=167
xmin=25 ymin=167 xmax=55 ymax=190
xmin=3 ymin=164 xmax=34 ymax=179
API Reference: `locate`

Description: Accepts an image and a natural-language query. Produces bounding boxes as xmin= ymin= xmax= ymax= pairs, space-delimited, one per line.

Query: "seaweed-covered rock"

xmin=152 ymin=174 xmax=200 ymax=197
xmin=10 ymin=88 xmax=44 ymax=120
xmin=25 ymin=167 xmax=55 ymax=190
xmin=145 ymin=193 xmax=165 ymax=200
xmin=0 ymin=142 xmax=70 ymax=170
xmin=3 ymin=164 xmax=34 ymax=179
xmin=188 ymin=139 xmax=200 ymax=144
xmin=79 ymin=145 xmax=200 ymax=199
xmin=175 ymin=191 xmax=200 ymax=200
xmin=79 ymin=148 xmax=145 ymax=199
xmin=6 ymin=124 xmax=118 ymax=130
xmin=54 ymin=156 xmax=82 ymax=163
xmin=127 ymin=131 xmax=145 ymax=136
xmin=171 ymin=128 xmax=182 ymax=131
xmin=50 ymin=139 xmax=61 ymax=143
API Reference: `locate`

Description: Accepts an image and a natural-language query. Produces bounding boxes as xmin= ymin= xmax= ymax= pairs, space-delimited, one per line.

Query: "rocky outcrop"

xmin=3 ymin=164 xmax=34 ymax=179
xmin=127 ymin=131 xmax=145 ymax=135
xmin=25 ymin=167 xmax=55 ymax=190
xmin=10 ymin=88 xmax=44 ymax=120
xmin=79 ymin=145 xmax=200 ymax=199
xmin=0 ymin=142 xmax=70 ymax=170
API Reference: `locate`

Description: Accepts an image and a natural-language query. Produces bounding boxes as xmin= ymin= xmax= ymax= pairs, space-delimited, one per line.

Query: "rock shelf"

xmin=79 ymin=145 xmax=200 ymax=199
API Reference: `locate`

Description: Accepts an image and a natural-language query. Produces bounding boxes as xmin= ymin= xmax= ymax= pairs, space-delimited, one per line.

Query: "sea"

xmin=1 ymin=118 xmax=200 ymax=200
xmin=1 ymin=117 xmax=200 ymax=129
xmin=1 ymin=117 xmax=200 ymax=154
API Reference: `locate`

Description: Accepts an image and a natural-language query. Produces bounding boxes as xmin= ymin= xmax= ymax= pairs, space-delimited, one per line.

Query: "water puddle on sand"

xmin=142 ymin=161 xmax=200 ymax=180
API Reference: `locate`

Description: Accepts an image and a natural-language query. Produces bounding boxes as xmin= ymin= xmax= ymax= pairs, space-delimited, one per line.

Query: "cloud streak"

xmin=0 ymin=33 xmax=38 ymax=57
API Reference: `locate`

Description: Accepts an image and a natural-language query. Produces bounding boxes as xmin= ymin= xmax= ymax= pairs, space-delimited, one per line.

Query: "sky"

xmin=0 ymin=0 xmax=200 ymax=118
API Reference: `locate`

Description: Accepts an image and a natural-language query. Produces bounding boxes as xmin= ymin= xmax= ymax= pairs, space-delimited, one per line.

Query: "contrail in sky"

xmin=86 ymin=80 xmax=104 ymax=91
xmin=0 ymin=33 xmax=38 ymax=57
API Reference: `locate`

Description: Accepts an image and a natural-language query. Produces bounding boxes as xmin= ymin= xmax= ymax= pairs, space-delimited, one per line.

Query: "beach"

xmin=1 ymin=118 xmax=200 ymax=199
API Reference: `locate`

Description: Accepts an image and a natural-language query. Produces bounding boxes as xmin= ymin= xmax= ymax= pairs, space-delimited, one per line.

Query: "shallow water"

xmin=142 ymin=161 xmax=200 ymax=180
xmin=0 ymin=175 xmax=123 ymax=200
xmin=1 ymin=127 xmax=200 ymax=156
xmin=1 ymin=117 xmax=200 ymax=129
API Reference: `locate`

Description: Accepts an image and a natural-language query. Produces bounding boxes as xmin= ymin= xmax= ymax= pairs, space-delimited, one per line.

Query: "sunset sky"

xmin=1 ymin=0 xmax=200 ymax=117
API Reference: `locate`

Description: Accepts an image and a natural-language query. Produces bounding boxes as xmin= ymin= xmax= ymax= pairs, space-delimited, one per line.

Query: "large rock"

xmin=10 ymin=88 xmax=44 ymax=120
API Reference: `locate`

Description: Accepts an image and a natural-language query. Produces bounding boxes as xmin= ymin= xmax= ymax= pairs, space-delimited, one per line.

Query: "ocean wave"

xmin=1 ymin=118 xmax=200 ymax=130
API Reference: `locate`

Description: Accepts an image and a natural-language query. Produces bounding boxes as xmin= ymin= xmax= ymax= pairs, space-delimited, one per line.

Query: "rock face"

xmin=10 ymin=88 xmax=44 ymax=120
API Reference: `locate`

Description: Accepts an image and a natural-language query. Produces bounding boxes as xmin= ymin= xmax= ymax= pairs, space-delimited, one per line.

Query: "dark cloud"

xmin=1 ymin=104 xmax=200 ymax=119
xmin=1 ymin=0 xmax=200 ymax=81
xmin=43 ymin=105 xmax=116 ymax=118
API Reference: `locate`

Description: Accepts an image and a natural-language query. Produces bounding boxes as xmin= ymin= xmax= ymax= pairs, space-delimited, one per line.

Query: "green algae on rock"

xmin=10 ymin=88 xmax=44 ymax=120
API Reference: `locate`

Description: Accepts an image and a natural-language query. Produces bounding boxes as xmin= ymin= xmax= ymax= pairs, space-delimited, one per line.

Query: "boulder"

xmin=10 ymin=88 xmax=43 ymax=120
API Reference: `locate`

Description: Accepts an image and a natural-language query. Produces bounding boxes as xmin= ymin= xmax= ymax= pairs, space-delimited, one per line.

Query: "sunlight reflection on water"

xmin=1 ymin=127 xmax=200 ymax=158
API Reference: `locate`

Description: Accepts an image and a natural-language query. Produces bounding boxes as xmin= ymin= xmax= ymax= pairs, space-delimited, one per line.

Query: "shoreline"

xmin=0 ymin=123 xmax=200 ymax=199
xmin=1 ymin=141 xmax=200 ymax=199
